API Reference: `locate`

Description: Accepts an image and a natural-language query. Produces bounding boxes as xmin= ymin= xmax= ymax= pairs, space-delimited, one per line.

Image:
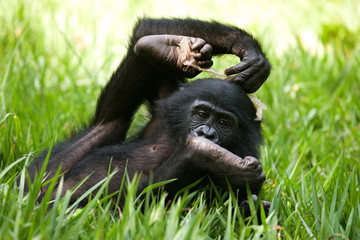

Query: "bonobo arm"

xmin=95 ymin=18 xmax=271 ymax=124
xmin=131 ymin=18 xmax=271 ymax=93
xmin=137 ymin=137 xmax=265 ymax=198
xmin=187 ymin=137 xmax=265 ymax=190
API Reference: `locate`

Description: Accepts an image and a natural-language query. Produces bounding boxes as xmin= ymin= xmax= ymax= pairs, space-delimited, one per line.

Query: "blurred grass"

xmin=1 ymin=0 xmax=359 ymax=239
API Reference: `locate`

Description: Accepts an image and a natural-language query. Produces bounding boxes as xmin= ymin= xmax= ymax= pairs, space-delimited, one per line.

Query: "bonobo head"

xmin=188 ymin=99 xmax=237 ymax=145
xmin=158 ymin=78 xmax=262 ymax=158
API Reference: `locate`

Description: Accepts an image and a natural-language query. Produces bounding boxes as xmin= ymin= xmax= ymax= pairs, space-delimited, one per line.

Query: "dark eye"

xmin=197 ymin=111 xmax=208 ymax=119
xmin=218 ymin=119 xmax=229 ymax=127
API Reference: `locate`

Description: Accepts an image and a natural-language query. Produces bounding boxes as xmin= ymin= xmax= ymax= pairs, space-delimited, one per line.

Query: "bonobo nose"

xmin=194 ymin=126 xmax=220 ymax=144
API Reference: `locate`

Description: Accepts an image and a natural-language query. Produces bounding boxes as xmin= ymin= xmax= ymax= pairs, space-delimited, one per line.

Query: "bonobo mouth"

xmin=188 ymin=131 xmax=221 ymax=146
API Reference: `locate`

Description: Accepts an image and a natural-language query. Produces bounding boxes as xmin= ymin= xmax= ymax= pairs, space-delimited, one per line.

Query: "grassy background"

xmin=1 ymin=0 xmax=359 ymax=239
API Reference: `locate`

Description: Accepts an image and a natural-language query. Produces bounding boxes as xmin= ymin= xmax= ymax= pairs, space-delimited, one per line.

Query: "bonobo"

xmin=23 ymin=18 xmax=271 ymax=209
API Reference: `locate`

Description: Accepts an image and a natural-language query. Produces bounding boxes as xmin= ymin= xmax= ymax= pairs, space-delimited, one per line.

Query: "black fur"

xmin=22 ymin=18 xmax=270 ymax=207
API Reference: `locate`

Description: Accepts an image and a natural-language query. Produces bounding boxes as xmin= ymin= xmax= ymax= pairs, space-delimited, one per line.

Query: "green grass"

xmin=1 ymin=0 xmax=359 ymax=239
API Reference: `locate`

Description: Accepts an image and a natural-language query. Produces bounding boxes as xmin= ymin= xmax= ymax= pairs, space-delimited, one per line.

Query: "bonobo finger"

xmin=254 ymin=172 xmax=266 ymax=185
xmin=243 ymin=156 xmax=262 ymax=171
xmin=191 ymin=38 xmax=207 ymax=50
xmin=224 ymin=60 xmax=253 ymax=77
xmin=225 ymin=61 xmax=270 ymax=93
xmin=226 ymin=64 xmax=269 ymax=93
xmin=241 ymin=68 xmax=269 ymax=93
xmin=198 ymin=60 xmax=213 ymax=69
xmin=229 ymin=55 xmax=269 ymax=79
xmin=199 ymin=44 xmax=213 ymax=59
xmin=192 ymin=45 xmax=212 ymax=60
xmin=183 ymin=67 xmax=201 ymax=79
xmin=224 ymin=53 xmax=270 ymax=93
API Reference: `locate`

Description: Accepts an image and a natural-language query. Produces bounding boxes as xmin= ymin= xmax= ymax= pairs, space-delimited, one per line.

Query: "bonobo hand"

xmin=187 ymin=137 xmax=265 ymax=190
xmin=134 ymin=35 xmax=213 ymax=78
xmin=224 ymin=37 xmax=271 ymax=93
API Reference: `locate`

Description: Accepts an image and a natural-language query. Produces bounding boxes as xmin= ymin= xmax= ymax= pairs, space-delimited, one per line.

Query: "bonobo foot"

xmin=134 ymin=35 xmax=213 ymax=78
xmin=239 ymin=194 xmax=271 ymax=221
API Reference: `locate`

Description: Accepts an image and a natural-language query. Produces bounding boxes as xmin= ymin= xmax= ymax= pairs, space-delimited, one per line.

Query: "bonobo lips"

xmin=188 ymin=131 xmax=221 ymax=146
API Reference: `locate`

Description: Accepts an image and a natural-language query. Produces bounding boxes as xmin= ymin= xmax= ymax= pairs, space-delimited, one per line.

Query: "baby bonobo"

xmin=23 ymin=18 xmax=271 ymax=215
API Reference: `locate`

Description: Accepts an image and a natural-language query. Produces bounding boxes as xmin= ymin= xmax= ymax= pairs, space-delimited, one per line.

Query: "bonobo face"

xmin=159 ymin=78 xmax=260 ymax=156
xmin=188 ymin=100 xmax=238 ymax=145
